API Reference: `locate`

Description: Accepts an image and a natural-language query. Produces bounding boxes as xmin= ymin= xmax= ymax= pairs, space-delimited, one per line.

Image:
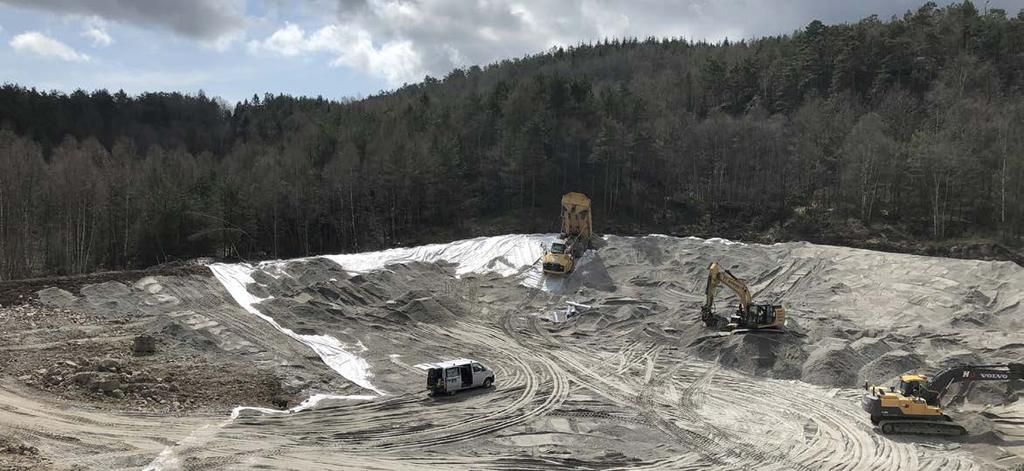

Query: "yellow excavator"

xmin=700 ymin=262 xmax=785 ymax=331
xmin=542 ymin=193 xmax=592 ymax=275
xmin=862 ymin=363 xmax=1024 ymax=436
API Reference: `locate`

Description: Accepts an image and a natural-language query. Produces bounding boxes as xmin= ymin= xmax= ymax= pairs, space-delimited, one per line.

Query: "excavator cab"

xmin=898 ymin=374 xmax=926 ymax=399
xmin=746 ymin=304 xmax=785 ymax=329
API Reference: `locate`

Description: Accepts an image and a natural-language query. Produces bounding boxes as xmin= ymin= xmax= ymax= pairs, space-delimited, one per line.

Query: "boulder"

xmin=67 ymin=371 xmax=97 ymax=386
xmin=91 ymin=374 xmax=122 ymax=393
xmin=97 ymin=358 xmax=122 ymax=372
xmin=132 ymin=335 xmax=156 ymax=356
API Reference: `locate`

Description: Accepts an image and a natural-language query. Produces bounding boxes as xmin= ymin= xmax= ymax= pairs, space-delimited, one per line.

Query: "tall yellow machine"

xmin=542 ymin=192 xmax=592 ymax=275
xmin=700 ymin=262 xmax=785 ymax=331
xmin=862 ymin=363 xmax=1024 ymax=436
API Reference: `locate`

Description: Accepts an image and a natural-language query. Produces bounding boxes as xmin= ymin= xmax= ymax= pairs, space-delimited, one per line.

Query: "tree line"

xmin=2 ymin=1 xmax=1023 ymax=280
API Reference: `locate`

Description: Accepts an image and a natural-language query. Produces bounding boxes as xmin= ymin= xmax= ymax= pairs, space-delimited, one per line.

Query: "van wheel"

xmin=483 ymin=378 xmax=494 ymax=388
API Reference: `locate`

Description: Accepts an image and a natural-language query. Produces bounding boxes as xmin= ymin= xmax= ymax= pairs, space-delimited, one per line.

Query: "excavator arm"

xmin=701 ymin=262 xmax=752 ymax=326
xmin=919 ymin=363 xmax=1024 ymax=406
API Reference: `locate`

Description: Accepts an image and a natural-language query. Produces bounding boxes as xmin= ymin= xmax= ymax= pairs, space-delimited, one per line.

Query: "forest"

xmin=1 ymin=1 xmax=1024 ymax=279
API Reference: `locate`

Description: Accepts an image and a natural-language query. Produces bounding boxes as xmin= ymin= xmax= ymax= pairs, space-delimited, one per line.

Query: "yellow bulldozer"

xmin=542 ymin=192 xmax=592 ymax=275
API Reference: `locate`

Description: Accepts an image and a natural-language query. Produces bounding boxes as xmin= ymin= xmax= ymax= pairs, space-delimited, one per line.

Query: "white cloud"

xmin=10 ymin=31 xmax=90 ymax=62
xmin=82 ymin=17 xmax=113 ymax=47
xmin=0 ymin=0 xmax=246 ymax=43
xmin=84 ymin=27 xmax=112 ymax=46
xmin=249 ymin=22 xmax=425 ymax=85
xmin=260 ymin=0 xmax=1017 ymax=87
xmin=201 ymin=29 xmax=245 ymax=52
xmin=248 ymin=22 xmax=306 ymax=56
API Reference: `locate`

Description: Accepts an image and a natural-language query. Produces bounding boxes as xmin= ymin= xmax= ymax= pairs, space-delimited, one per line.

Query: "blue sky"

xmin=0 ymin=1 xmax=382 ymax=103
xmin=1 ymin=0 xmax=1022 ymax=105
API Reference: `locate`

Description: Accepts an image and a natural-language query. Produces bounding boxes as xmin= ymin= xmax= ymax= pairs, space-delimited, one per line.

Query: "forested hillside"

xmin=2 ymin=1 xmax=1024 ymax=279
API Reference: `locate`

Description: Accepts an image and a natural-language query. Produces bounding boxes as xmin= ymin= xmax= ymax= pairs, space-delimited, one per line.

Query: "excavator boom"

xmin=703 ymin=262 xmax=752 ymax=313
xmin=700 ymin=262 xmax=784 ymax=331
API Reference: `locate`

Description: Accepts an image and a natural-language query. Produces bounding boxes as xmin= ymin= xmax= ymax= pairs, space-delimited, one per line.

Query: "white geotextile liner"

xmin=323 ymin=233 xmax=555 ymax=277
xmin=208 ymin=262 xmax=385 ymax=394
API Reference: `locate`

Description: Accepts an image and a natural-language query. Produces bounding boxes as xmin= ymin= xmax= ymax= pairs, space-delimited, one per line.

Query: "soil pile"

xmin=857 ymin=350 xmax=925 ymax=385
xmin=801 ymin=338 xmax=866 ymax=387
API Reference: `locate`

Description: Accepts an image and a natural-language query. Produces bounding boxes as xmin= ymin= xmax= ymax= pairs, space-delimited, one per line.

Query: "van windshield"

xmin=550 ymin=243 xmax=566 ymax=254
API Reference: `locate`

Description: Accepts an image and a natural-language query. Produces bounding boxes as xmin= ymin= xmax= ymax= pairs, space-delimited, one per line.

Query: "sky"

xmin=1 ymin=0 xmax=1022 ymax=104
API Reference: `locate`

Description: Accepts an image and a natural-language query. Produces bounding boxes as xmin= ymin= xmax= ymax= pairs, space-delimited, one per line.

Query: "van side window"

xmin=445 ymin=367 xmax=459 ymax=378
xmin=472 ymin=363 xmax=484 ymax=372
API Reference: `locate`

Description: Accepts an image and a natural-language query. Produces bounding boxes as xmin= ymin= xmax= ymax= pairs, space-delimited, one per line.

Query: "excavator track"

xmin=877 ymin=419 xmax=967 ymax=437
xmin=725 ymin=327 xmax=785 ymax=336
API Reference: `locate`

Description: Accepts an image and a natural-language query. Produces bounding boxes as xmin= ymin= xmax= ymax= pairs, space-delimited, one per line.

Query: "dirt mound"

xmin=252 ymin=257 xmax=351 ymax=296
xmin=601 ymin=304 xmax=658 ymax=328
xmin=309 ymin=279 xmax=380 ymax=306
xmin=78 ymin=281 xmax=137 ymax=314
xmin=386 ymin=290 xmax=459 ymax=324
xmin=258 ymin=297 xmax=343 ymax=334
xmin=572 ymin=253 xmax=617 ymax=292
xmin=849 ymin=337 xmax=892 ymax=358
xmin=857 ymin=350 xmax=925 ymax=385
xmin=936 ymin=349 xmax=983 ymax=369
xmin=801 ymin=339 xmax=866 ymax=387
xmin=155 ymin=316 xmax=220 ymax=351
xmin=35 ymin=287 xmax=77 ymax=307
xmin=79 ymin=280 xmax=132 ymax=298
xmin=696 ymin=333 xmax=807 ymax=380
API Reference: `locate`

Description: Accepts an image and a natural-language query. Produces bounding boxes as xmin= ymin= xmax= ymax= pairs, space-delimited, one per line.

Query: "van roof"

xmin=414 ymin=358 xmax=477 ymax=370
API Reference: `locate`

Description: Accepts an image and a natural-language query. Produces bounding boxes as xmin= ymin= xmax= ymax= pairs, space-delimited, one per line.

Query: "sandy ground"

xmin=1 ymin=234 xmax=1022 ymax=470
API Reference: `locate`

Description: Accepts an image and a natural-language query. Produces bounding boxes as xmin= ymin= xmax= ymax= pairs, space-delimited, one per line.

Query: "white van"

xmin=416 ymin=358 xmax=495 ymax=395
